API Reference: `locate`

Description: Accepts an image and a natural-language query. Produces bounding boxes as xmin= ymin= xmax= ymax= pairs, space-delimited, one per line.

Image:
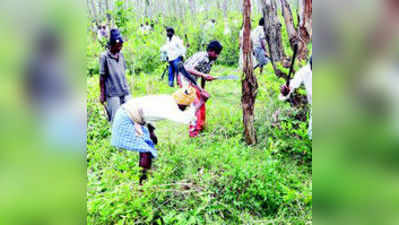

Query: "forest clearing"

xmin=86 ymin=0 xmax=312 ymax=224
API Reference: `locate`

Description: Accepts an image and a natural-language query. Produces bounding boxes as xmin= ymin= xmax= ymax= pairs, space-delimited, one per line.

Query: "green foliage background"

xmin=87 ymin=2 xmax=312 ymax=224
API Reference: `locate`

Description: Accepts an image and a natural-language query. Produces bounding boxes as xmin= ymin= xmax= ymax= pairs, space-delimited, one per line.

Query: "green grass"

xmin=87 ymin=65 xmax=312 ymax=225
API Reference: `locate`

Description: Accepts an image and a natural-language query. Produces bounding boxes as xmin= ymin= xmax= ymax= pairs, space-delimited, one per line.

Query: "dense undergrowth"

xmin=87 ymin=3 xmax=311 ymax=224
xmin=87 ymin=65 xmax=312 ymax=225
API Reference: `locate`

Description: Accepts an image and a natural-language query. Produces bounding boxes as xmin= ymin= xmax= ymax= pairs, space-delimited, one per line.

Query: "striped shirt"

xmin=183 ymin=52 xmax=214 ymax=83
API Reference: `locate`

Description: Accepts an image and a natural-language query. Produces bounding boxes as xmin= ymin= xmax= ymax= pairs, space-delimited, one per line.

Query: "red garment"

xmin=139 ymin=152 xmax=152 ymax=169
xmin=189 ymin=88 xmax=206 ymax=137
xmin=177 ymin=75 xmax=206 ymax=137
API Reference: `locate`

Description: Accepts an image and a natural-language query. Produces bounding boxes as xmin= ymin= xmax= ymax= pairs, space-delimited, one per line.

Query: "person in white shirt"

xmin=160 ymin=27 xmax=187 ymax=87
xmin=251 ymin=18 xmax=270 ymax=74
xmin=143 ymin=21 xmax=152 ymax=34
xmin=280 ymin=57 xmax=312 ymax=139
xmin=111 ymin=87 xmax=198 ymax=184
xmin=97 ymin=24 xmax=109 ymax=47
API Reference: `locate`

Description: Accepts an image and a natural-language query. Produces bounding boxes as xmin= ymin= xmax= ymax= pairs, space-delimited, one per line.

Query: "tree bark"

xmin=188 ymin=0 xmax=196 ymax=19
xmin=280 ymin=0 xmax=297 ymax=49
xmin=241 ymin=0 xmax=258 ymax=145
xmin=179 ymin=0 xmax=185 ymax=23
xmin=89 ymin=0 xmax=98 ymax=25
xmin=99 ymin=0 xmax=104 ymax=21
xmin=261 ymin=0 xmax=285 ymax=62
xmin=223 ymin=0 xmax=228 ymax=18
xmin=145 ymin=0 xmax=153 ymax=19
xmin=297 ymin=0 xmax=312 ymax=60
xmin=105 ymin=0 xmax=112 ymax=28
xmin=204 ymin=0 xmax=209 ymax=19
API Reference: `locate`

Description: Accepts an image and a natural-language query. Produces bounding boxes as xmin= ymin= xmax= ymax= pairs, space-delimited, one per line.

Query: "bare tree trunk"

xmin=89 ymin=0 xmax=98 ymax=25
xmin=297 ymin=0 xmax=312 ymax=60
xmin=223 ymin=0 xmax=228 ymax=17
xmin=189 ymin=0 xmax=196 ymax=18
xmin=99 ymin=0 xmax=104 ymax=21
xmin=105 ymin=0 xmax=112 ymax=27
xmin=280 ymin=0 xmax=297 ymax=49
xmin=204 ymin=0 xmax=209 ymax=19
xmin=262 ymin=0 xmax=285 ymax=62
xmin=241 ymin=0 xmax=258 ymax=145
xmin=87 ymin=0 xmax=93 ymax=20
xmin=298 ymin=0 xmax=312 ymax=42
xmin=145 ymin=0 xmax=153 ymax=19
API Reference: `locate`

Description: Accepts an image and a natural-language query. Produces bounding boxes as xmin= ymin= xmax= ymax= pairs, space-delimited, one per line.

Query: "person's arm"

xmin=186 ymin=68 xmax=216 ymax=81
xmin=175 ymin=37 xmax=186 ymax=57
xmin=260 ymin=29 xmax=267 ymax=51
xmin=99 ymin=76 xmax=106 ymax=104
xmin=99 ymin=54 xmax=107 ymax=104
xmin=261 ymin=38 xmax=266 ymax=51
xmin=280 ymin=65 xmax=307 ymax=100
xmin=176 ymin=63 xmax=200 ymax=87
xmin=164 ymin=104 xmax=197 ymax=124
xmin=160 ymin=44 xmax=168 ymax=52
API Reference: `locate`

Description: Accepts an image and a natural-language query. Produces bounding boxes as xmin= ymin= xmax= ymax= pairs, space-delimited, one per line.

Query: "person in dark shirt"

xmin=99 ymin=29 xmax=131 ymax=123
xmin=177 ymin=41 xmax=223 ymax=137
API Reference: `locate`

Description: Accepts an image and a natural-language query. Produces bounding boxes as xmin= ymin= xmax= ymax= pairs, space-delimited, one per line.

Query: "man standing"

xmin=160 ymin=27 xmax=187 ymax=87
xmin=99 ymin=28 xmax=131 ymax=123
xmin=252 ymin=18 xmax=270 ymax=74
xmin=177 ymin=41 xmax=223 ymax=137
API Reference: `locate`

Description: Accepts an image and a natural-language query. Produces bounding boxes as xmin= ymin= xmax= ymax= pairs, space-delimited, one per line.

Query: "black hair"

xmin=310 ymin=56 xmax=312 ymax=70
xmin=207 ymin=40 xmax=223 ymax=54
xmin=259 ymin=17 xmax=264 ymax=26
xmin=166 ymin=27 xmax=175 ymax=34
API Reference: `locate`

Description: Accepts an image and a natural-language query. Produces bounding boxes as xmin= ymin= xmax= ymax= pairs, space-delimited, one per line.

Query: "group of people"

xmin=139 ymin=22 xmax=154 ymax=34
xmin=99 ymin=26 xmax=223 ymax=183
xmin=98 ymin=19 xmax=311 ymax=184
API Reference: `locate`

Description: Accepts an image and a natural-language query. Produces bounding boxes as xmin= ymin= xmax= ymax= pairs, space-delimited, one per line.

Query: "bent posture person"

xmin=99 ymin=29 xmax=131 ymax=122
xmin=111 ymin=87 xmax=198 ymax=184
xmin=177 ymin=41 xmax=223 ymax=137
xmin=280 ymin=57 xmax=312 ymax=139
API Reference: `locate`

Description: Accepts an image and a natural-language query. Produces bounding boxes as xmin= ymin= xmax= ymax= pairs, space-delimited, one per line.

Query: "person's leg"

xmin=107 ymin=96 xmax=122 ymax=123
xmin=255 ymin=47 xmax=267 ymax=73
xmin=196 ymin=103 xmax=206 ymax=132
xmin=139 ymin=152 xmax=153 ymax=185
xmin=168 ymin=62 xmax=175 ymax=87
xmin=176 ymin=72 xmax=182 ymax=87
xmin=189 ymin=88 xmax=206 ymax=137
xmin=171 ymin=58 xmax=182 ymax=87
xmin=147 ymin=123 xmax=158 ymax=145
